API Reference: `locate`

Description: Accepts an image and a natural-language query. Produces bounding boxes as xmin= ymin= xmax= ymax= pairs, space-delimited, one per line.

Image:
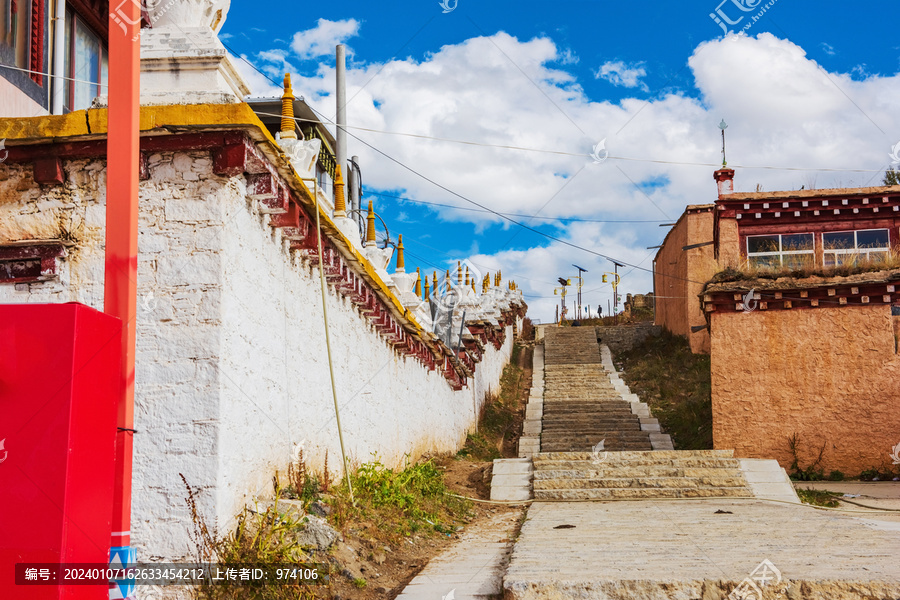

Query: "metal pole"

xmin=51 ymin=0 xmax=65 ymax=114
xmin=614 ymin=263 xmax=619 ymax=325
xmin=335 ymin=45 xmax=348 ymax=185
xmin=349 ymin=155 xmax=361 ymax=235
xmin=106 ymin=0 xmax=140 ymax=593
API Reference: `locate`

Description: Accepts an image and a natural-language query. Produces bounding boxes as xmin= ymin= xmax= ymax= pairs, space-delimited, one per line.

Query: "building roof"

xmin=704 ymin=268 xmax=900 ymax=294
xmin=719 ymin=185 xmax=900 ymax=202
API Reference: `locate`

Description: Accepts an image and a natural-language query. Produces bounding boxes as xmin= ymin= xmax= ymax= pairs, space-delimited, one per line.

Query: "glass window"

xmin=746 ymin=233 xmax=815 ymax=270
xmin=0 ymin=0 xmax=32 ymax=68
xmin=63 ymin=10 xmax=108 ymax=113
xmin=823 ymin=229 xmax=891 ymax=265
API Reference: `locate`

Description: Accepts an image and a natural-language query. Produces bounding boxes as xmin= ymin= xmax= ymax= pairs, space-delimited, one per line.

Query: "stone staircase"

xmin=540 ymin=327 xmax=661 ymax=453
xmin=532 ymin=449 xmax=754 ymax=500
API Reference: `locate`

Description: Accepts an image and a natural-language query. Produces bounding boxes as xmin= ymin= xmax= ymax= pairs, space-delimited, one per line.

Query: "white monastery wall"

xmin=0 ymin=149 xmax=519 ymax=562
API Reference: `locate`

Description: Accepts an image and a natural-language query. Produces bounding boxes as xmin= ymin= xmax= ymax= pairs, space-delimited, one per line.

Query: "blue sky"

xmin=221 ymin=1 xmax=900 ymax=321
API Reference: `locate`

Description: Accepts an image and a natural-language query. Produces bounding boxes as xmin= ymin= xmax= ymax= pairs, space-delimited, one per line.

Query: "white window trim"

xmin=746 ymin=233 xmax=815 ymax=267
xmin=823 ymin=228 xmax=890 ymax=263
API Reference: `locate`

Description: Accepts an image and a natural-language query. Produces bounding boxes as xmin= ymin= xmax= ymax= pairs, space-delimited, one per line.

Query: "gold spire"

xmin=472 ymin=280 xmax=476 ymax=294
xmin=432 ymin=272 xmax=438 ymax=297
xmin=465 ymin=266 xmax=470 ymax=286
xmin=415 ymin=267 xmax=422 ymax=297
xmin=396 ymin=234 xmax=405 ymax=271
xmin=365 ymin=200 xmax=377 ymax=247
xmin=333 ymin=164 xmax=346 ymax=217
xmin=280 ymin=74 xmax=297 ymax=140
xmin=483 ymin=274 xmax=489 ymax=293
xmin=423 ymin=270 xmax=431 ymax=299
xmin=446 ymin=269 xmax=452 ymax=292
xmin=457 ymin=261 xmax=462 ymax=285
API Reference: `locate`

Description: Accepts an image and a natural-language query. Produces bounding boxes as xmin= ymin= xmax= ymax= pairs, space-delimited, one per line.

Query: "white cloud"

xmin=594 ymin=60 xmax=648 ymax=91
xmin=291 ymin=18 xmax=361 ymax=60
xmin=248 ymin=31 xmax=900 ymax=321
xmin=820 ymin=42 xmax=836 ymax=56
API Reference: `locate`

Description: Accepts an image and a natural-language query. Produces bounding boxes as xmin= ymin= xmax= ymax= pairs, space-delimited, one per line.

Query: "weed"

xmin=457 ymin=345 xmax=529 ymax=460
xmin=709 ymin=252 xmax=900 ymax=283
xmin=859 ymin=464 xmax=899 ymax=481
xmin=787 ymin=433 xmax=826 ymax=481
xmin=329 ymin=457 xmax=472 ymax=540
xmin=181 ymin=475 xmax=321 ymax=599
xmin=796 ymin=488 xmax=841 ymax=508
xmin=615 ymin=330 xmax=712 ymax=449
xmin=828 ymin=470 xmax=845 ymax=481
xmin=353 ymin=578 xmax=367 ymax=589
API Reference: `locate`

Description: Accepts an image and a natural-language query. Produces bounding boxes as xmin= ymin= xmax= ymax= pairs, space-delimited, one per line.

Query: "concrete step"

xmin=541 ymin=440 xmax=653 ymax=452
xmin=533 ymin=486 xmax=753 ymax=500
xmin=534 ymin=466 xmax=747 ymax=479
xmin=536 ymin=449 xmax=735 ymax=461
xmin=533 ymin=475 xmax=749 ymax=490
xmin=490 ymin=458 xmax=534 ymax=502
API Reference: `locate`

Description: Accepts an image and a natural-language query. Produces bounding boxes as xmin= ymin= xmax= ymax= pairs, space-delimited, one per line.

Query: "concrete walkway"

xmin=395 ymin=510 xmax=522 ymax=600
xmin=504 ymin=499 xmax=900 ymax=599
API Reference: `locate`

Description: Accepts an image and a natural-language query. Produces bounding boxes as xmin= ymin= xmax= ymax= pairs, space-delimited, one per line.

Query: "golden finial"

xmin=365 ymin=200 xmax=377 ymax=247
xmin=415 ymin=267 xmax=422 ymax=296
xmin=432 ymin=272 xmax=438 ymax=296
xmin=457 ymin=261 xmax=462 ymax=285
xmin=396 ymin=234 xmax=405 ymax=271
xmin=280 ymin=74 xmax=297 ymax=140
xmin=483 ymin=274 xmax=489 ymax=293
xmin=423 ymin=270 xmax=431 ymax=300
xmin=333 ymin=164 xmax=346 ymax=217
xmin=465 ymin=266 xmax=470 ymax=286
xmin=446 ymin=269 xmax=452 ymax=292
xmin=472 ymin=280 xmax=476 ymax=293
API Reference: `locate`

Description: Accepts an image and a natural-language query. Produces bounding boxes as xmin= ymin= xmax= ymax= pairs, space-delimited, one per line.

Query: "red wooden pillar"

xmin=106 ymin=1 xmax=141 ymax=597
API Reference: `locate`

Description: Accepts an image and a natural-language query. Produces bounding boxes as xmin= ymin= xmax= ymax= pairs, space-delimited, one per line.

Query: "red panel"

xmin=0 ymin=303 xmax=121 ymax=600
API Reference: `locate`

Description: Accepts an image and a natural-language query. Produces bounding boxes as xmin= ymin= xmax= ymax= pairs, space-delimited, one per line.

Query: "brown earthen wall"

xmin=718 ymin=217 xmax=741 ymax=269
xmin=711 ymin=305 xmax=900 ymax=475
xmin=654 ymin=210 xmax=716 ymax=353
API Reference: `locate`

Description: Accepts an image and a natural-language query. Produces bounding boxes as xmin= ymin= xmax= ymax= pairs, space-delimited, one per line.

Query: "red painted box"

xmin=0 ymin=303 xmax=121 ymax=599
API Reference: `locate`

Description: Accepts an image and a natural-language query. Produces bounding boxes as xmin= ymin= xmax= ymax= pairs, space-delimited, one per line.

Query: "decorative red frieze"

xmin=33 ymin=157 xmax=64 ymax=185
xmin=212 ymin=132 xmax=269 ymax=177
xmin=0 ymin=242 xmax=67 ymax=283
xmin=2 ymin=130 xmax=529 ymax=389
xmin=702 ymin=279 xmax=900 ymax=314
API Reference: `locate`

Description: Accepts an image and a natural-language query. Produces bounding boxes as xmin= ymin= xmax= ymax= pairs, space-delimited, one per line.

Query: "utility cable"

xmin=253 ymin=110 xmax=887 ymax=173
xmin=306 ymin=176 xmax=354 ymax=503
xmin=229 ymin=54 xmax=898 ymax=306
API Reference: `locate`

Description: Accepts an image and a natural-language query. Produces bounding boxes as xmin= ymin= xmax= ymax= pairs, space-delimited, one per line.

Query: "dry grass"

xmin=710 ymin=249 xmax=900 ymax=284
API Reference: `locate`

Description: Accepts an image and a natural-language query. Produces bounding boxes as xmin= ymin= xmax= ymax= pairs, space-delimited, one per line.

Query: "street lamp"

xmin=572 ymin=264 xmax=587 ymax=321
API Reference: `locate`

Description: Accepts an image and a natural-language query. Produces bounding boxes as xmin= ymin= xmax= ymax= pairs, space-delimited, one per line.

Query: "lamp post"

xmin=572 ymin=264 xmax=587 ymax=321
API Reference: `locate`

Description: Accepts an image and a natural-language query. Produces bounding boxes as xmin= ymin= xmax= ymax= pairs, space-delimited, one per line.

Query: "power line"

xmin=231 ymin=54 xmax=891 ymax=300
xmin=369 ymin=190 xmax=669 ymax=223
xmin=253 ymin=111 xmax=887 ymax=173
